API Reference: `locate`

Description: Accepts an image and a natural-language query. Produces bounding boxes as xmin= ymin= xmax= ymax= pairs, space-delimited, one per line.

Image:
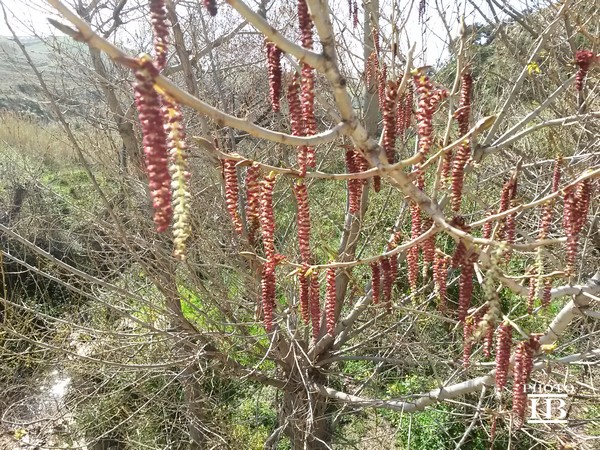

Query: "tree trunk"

xmin=280 ymin=384 xmax=330 ymax=449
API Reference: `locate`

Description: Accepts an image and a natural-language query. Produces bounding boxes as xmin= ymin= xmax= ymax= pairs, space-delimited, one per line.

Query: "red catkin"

xmin=149 ymin=0 xmax=169 ymax=71
xmin=377 ymin=62 xmax=387 ymax=109
xmin=352 ymin=0 xmax=358 ymax=29
xmin=433 ymin=252 xmax=449 ymax=312
xmin=261 ymin=262 xmax=276 ymax=331
xmin=266 ymin=42 xmax=283 ymax=112
xmin=245 ymin=164 xmax=261 ymax=243
xmin=223 ymin=159 xmax=243 ymax=234
xmin=370 ymin=262 xmax=381 ymax=305
xmin=287 ymin=74 xmax=308 ymax=176
xmin=483 ymin=324 xmax=495 ymax=359
xmin=133 ymin=56 xmax=172 ymax=232
xmin=463 ymin=316 xmax=474 ymax=368
xmin=413 ymin=70 xmax=442 ymax=159
xmin=575 ymin=50 xmax=595 ymax=92
xmin=346 ymin=149 xmax=362 ymax=215
xmin=418 ymin=0 xmax=427 ymax=22
xmin=301 ymin=64 xmax=317 ymax=168
xmin=259 ymin=175 xmax=277 ymax=259
xmin=458 ymin=254 xmax=477 ymax=323
xmin=382 ymin=80 xmax=398 ymax=164
xmin=542 ymin=279 xmax=552 ymax=308
xmin=293 ymin=181 xmax=312 ymax=264
xmin=494 ymin=322 xmax=512 ymax=394
xmin=512 ymin=336 xmax=539 ymax=428
xmin=450 ymin=141 xmax=470 ymax=211
xmin=421 ymin=218 xmax=436 ymax=266
xmin=299 ymin=267 xmax=310 ymax=324
xmin=563 ymin=179 xmax=592 ymax=272
xmin=326 ymin=267 xmax=337 ymax=336
xmin=454 ymin=70 xmax=473 ymax=136
xmin=380 ymin=258 xmax=393 ymax=311
xmin=309 ymin=273 xmax=321 ymax=339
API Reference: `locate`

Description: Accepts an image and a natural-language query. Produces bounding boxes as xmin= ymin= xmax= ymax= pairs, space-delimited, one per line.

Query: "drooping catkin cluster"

xmin=421 ymin=218 xmax=436 ymax=268
xmin=512 ymin=335 xmax=540 ymax=428
xmin=455 ymin=70 xmax=473 ymax=135
xmin=259 ymin=175 xmax=277 ymax=331
xmin=202 ymin=0 xmax=218 ymax=16
xmin=345 ymin=149 xmax=362 ymax=215
xmin=377 ymin=63 xmax=388 ymax=109
xmin=450 ymin=70 xmax=474 ymax=210
xmin=261 ymin=262 xmax=276 ymax=331
xmin=352 ymin=0 xmax=358 ymax=29
xmin=382 ymin=80 xmax=399 ymax=164
xmin=298 ymin=0 xmax=317 ymax=168
xmin=463 ymin=316 xmax=474 ymax=368
xmin=293 ymin=181 xmax=312 ymax=263
xmin=133 ymin=56 xmax=173 ymax=233
xmin=407 ymin=180 xmax=423 ymax=294
xmin=309 ymin=273 xmax=321 ymax=339
xmin=387 ymin=231 xmax=402 ymax=284
xmin=380 ymin=257 xmax=393 ymax=311
xmin=563 ymin=178 xmax=592 ymax=273
xmin=223 ymin=159 xmax=243 ymax=234
xmin=396 ymin=84 xmax=413 ymax=139
xmin=149 ymin=0 xmax=169 ymax=71
xmin=413 ymin=70 xmax=447 ymax=159
xmin=162 ymin=96 xmax=191 ymax=259
xmin=287 ymin=74 xmax=309 ymax=176
xmin=483 ymin=324 xmax=495 ymax=359
xmin=245 ymin=163 xmax=261 ymax=244
xmin=370 ymin=261 xmax=381 ymax=305
xmin=302 ymin=64 xmax=317 ymax=168
xmin=450 ymin=217 xmax=477 ymax=323
xmin=433 ymin=251 xmax=449 ymax=312
xmin=266 ymin=41 xmax=283 ymax=112
xmin=575 ymin=50 xmax=595 ymax=92
xmin=299 ymin=266 xmax=310 ymax=324
xmin=494 ymin=322 xmax=512 ymax=394
xmin=326 ymin=266 xmax=337 ymax=336
xmin=498 ymin=176 xmax=518 ymax=244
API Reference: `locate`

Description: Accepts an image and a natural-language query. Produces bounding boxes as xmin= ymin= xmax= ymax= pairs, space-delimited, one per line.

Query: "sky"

xmin=0 ymin=0 xmax=538 ymax=66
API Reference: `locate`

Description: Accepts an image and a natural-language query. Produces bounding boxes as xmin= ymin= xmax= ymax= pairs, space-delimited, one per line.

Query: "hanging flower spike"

xmin=377 ymin=63 xmax=387 ymax=112
xmin=387 ymin=231 xmax=402 ymax=283
xmin=483 ymin=324 xmax=495 ymax=359
xmin=133 ymin=55 xmax=172 ymax=232
xmin=149 ymin=0 xmax=169 ymax=71
xmin=575 ymin=50 xmax=595 ymax=92
xmin=203 ymin=0 xmax=218 ymax=16
xmin=302 ymin=64 xmax=317 ymax=168
xmin=309 ymin=273 xmax=321 ymax=339
xmin=463 ymin=316 xmax=474 ymax=368
xmin=287 ymin=74 xmax=308 ymax=176
xmin=455 ymin=70 xmax=473 ymax=136
xmin=370 ymin=262 xmax=381 ymax=305
xmin=512 ymin=336 xmax=540 ymax=428
xmin=261 ymin=261 xmax=276 ymax=331
xmin=450 ymin=141 xmax=470 ymax=211
xmin=380 ymin=257 xmax=393 ymax=311
xmin=421 ymin=218 xmax=436 ymax=266
xmin=162 ymin=96 xmax=191 ymax=259
xmin=382 ymin=80 xmax=398 ymax=164
xmin=396 ymin=84 xmax=413 ymax=139
xmin=298 ymin=0 xmax=313 ymax=49
xmin=433 ymin=252 xmax=449 ymax=312
xmin=352 ymin=0 xmax=358 ymax=29
xmin=245 ymin=164 xmax=261 ymax=244
xmin=345 ymin=149 xmax=361 ymax=215
xmin=563 ymin=178 xmax=592 ymax=272
xmin=266 ymin=41 xmax=283 ymax=112
xmin=458 ymin=253 xmax=477 ymax=323
xmin=326 ymin=266 xmax=337 ymax=336
xmin=293 ymin=180 xmax=312 ymax=264
xmin=299 ymin=267 xmax=310 ymax=324
xmin=494 ymin=322 xmax=512 ymax=394
xmin=542 ymin=279 xmax=552 ymax=308
xmin=223 ymin=159 xmax=243 ymax=234
xmin=259 ymin=174 xmax=277 ymax=260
